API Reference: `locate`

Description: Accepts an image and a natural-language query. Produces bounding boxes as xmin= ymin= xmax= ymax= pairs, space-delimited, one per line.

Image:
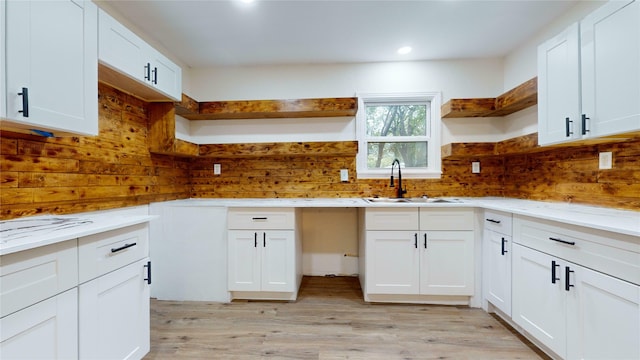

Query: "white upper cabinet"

xmin=3 ymin=0 xmax=98 ymax=136
xmin=580 ymin=0 xmax=640 ymax=138
xmin=538 ymin=0 xmax=640 ymax=145
xmin=537 ymin=23 xmax=581 ymax=145
xmin=98 ymin=9 xmax=182 ymax=102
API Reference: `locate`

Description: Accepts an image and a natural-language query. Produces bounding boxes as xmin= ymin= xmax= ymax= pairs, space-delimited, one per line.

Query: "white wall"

xmin=503 ymin=0 xmax=606 ymax=91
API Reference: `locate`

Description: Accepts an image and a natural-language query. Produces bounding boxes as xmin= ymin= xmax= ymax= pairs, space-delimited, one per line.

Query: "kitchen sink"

xmin=363 ymin=197 xmax=461 ymax=204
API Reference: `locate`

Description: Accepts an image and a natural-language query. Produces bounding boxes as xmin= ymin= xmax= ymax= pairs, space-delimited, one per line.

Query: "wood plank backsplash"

xmin=1 ymin=83 xmax=638 ymax=220
xmin=190 ymin=136 xmax=639 ymax=210
xmin=189 ymin=155 xmax=505 ymax=199
xmin=503 ymin=139 xmax=640 ymax=210
xmin=0 ymin=84 xmax=191 ymax=220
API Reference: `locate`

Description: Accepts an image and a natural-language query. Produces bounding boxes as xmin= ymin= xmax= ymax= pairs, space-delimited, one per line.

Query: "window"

xmin=356 ymin=93 xmax=441 ymax=178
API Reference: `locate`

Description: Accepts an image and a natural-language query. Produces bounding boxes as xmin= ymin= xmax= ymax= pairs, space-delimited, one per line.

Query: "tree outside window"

xmin=356 ymin=93 xmax=441 ymax=178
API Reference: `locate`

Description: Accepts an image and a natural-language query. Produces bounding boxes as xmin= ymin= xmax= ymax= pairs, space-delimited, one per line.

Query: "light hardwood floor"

xmin=145 ymin=276 xmax=548 ymax=359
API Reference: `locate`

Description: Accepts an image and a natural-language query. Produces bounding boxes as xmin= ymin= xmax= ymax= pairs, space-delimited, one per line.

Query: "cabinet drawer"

xmin=364 ymin=208 xmax=419 ymax=230
xmin=420 ymin=208 xmax=474 ymax=230
xmin=1 ymin=240 xmax=78 ymax=318
xmin=483 ymin=209 xmax=512 ymax=235
xmin=228 ymin=208 xmax=296 ymax=230
xmin=514 ymin=215 xmax=640 ymax=285
xmin=78 ymin=223 xmax=149 ymax=284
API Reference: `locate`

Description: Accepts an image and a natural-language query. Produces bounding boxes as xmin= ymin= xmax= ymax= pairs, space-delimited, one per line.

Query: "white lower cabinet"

xmin=513 ymin=235 xmax=640 ymax=359
xmin=362 ymin=208 xmax=475 ymax=302
xmin=512 ymin=244 xmax=568 ymax=356
xmin=227 ymin=208 xmax=302 ymax=300
xmin=566 ymin=263 xmax=640 ymax=360
xmin=0 ymin=288 xmax=78 ymax=360
xmin=482 ymin=210 xmax=513 ymax=316
xmin=365 ymin=230 xmax=420 ymax=294
xmin=79 ymin=258 xmax=151 ymax=360
xmin=228 ymin=230 xmax=296 ymax=293
xmin=420 ymin=230 xmax=474 ymax=295
xmin=0 ymin=216 xmax=152 ymax=360
xmin=78 ymin=223 xmax=151 ymax=360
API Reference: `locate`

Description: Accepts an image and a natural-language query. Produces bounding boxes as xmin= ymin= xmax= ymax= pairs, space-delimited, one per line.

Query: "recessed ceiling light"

xmin=397 ymin=46 xmax=412 ymax=55
xmin=239 ymin=0 xmax=255 ymax=3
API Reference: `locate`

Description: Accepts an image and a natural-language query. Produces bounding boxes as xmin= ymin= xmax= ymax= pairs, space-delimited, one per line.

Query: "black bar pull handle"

xmin=565 ymin=266 xmax=575 ymax=291
xmin=551 ymin=260 xmax=560 ymax=284
xmin=414 ymin=233 xmax=418 ymax=249
xmin=485 ymin=218 xmax=501 ymax=224
xmin=18 ymin=87 xmax=29 ymax=117
xmin=144 ymin=63 xmax=151 ymax=81
xmin=152 ymin=67 xmax=158 ymax=84
xmin=111 ymin=242 xmax=137 ymax=253
xmin=581 ymin=114 xmax=590 ymax=135
xmin=424 ymin=233 xmax=427 ymax=249
xmin=549 ymin=237 xmax=576 ymax=246
xmin=263 ymin=232 xmax=266 ymax=247
xmin=254 ymin=232 xmax=257 ymax=247
xmin=565 ymin=117 xmax=573 ymax=137
xmin=252 ymin=217 xmax=268 ymax=221
xmin=501 ymin=237 xmax=508 ymax=255
xmin=144 ymin=261 xmax=151 ymax=284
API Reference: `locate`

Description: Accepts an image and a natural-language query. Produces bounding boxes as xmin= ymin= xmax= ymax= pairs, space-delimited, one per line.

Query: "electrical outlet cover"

xmin=599 ymin=152 xmax=612 ymax=170
xmin=340 ymin=169 xmax=349 ymax=182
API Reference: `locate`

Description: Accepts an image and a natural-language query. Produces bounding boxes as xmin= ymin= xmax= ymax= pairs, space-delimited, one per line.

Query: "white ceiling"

xmin=99 ymin=0 xmax=578 ymax=68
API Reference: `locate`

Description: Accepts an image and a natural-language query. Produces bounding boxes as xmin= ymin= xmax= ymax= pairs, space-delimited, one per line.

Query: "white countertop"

xmin=163 ymin=197 xmax=640 ymax=237
xmin=2 ymin=197 xmax=637 ymax=256
xmin=0 ymin=211 xmax=155 ymax=256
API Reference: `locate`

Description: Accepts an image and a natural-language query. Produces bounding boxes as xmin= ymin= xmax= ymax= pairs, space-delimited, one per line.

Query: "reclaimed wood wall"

xmin=503 ymin=138 xmax=640 ymax=210
xmin=1 ymin=82 xmax=637 ymax=219
xmin=190 ymin=136 xmax=639 ymax=211
xmin=0 ymin=84 xmax=191 ymax=220
xmin=190 ymin=153 xmax=505 ymax=199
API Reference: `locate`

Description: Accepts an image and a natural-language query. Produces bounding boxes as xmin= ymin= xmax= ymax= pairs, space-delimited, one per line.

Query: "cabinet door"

xmin=537 ymin=22 xmax=581 ymax=145
xmin=0 ymin=288 xmax=78 ymax=360
xmin=483 ymin=229 xmax=512 ymax=316
xmin=79 ymin=258 xmax=150 ymax=360
xmin=420 ymin=231 xmax=474 ymax=296
xmin=5 ymin=0 xmax=98 ymax=135
xmin=261 ymin=230 xmax=295 ymax=292
xmin=512 ymin=244 xmax=566 ymax=358
xmin=365 ymin=231 xmax=419 ymax=294
xmin=149 ymin=49 xmax=182 ymax=101
xmin=566 ymin=264 xmax=640 ymax=359
xmin=98 ymin=8 xmax=147 ymax=84
xmin=228 ymin=230 xmax=261 ymax=291
xmin=581 ymin=0 xmax=640 ymax=138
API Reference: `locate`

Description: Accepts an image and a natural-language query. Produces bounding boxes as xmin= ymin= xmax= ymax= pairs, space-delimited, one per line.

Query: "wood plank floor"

xmin=145 ymin=276 xmax=548 ymax=359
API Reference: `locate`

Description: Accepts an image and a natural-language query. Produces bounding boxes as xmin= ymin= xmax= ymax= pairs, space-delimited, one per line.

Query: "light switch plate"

xmin=340 ymin=169 xmax=349 ymax=182
xmin=214 ymin=163 xmax=221 ymax=175
xmin=472 ymin=162 xmax=480 ymax=174
xmin=599 ymin=152 xmax=612 ymax=170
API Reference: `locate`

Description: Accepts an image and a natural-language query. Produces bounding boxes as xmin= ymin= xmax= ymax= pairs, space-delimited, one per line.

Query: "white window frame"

xmin=356 ymin=92 xmax=442 ymax=179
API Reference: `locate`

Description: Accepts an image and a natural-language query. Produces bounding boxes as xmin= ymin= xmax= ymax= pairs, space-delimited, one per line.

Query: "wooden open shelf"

xmin=441 ymin=133 xmax=539 ymax=159
xmin=199 ymin=141 xmax=358 ymax=158
xmin=441 ymin=77 xmax=537 ymax=118
xmin=175 ymin=95 xmax=358 ymax=120
xmin=441 ymin=130 xmax=640 ymax=159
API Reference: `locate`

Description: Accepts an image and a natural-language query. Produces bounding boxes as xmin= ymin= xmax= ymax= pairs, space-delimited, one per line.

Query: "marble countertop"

xmin=1 ymin=197 xmax=637 ymax=256
xmin=0 ymin=208 xmax=155 ymax=256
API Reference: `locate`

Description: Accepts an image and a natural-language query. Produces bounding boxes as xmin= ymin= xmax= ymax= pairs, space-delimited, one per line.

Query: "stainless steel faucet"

xmin=390 ymin=159 xmax=407 ymax=198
